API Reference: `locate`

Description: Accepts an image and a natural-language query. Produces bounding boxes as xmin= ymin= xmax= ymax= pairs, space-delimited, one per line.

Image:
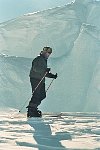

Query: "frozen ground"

xmin=0 ymin=109 xmax=100 ymax=150
xmin=0 ymin=0 xmax=100 ymax=149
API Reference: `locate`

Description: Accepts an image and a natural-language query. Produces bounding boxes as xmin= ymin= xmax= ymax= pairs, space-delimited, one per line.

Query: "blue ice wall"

xmin=0 ymin=0 xmax=100 ymax=112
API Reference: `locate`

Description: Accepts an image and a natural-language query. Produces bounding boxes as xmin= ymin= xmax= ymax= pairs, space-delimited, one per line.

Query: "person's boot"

xmin=36 ymin=109 xmax=42 ymax=117
xmin=27 ymin=106 xmax=42 ymax=118
xmin=27 ymin=106 xmax=34 ymax=118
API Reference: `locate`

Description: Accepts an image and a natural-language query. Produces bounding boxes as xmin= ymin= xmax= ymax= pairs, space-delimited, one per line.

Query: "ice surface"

xmin=0 ymin=1 xmax=100 ymax=149
xmin=0 ymin=109 xmax=100 ymax=150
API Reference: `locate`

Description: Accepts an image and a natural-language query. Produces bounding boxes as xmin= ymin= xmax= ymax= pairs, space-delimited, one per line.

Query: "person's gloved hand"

xmin=53 ymin=73 xmax=58 ymax=79
xmin=46 ymin=68 xmax=51 ymax=73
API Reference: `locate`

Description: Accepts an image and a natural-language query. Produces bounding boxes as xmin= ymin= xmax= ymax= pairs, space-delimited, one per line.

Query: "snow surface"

xmin=1 ymin=0 xmax=100 ymax=149
xmin=0 ymin=109 xmax=100 ymax=150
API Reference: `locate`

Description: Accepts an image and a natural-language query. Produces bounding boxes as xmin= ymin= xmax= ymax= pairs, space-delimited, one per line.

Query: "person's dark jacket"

xmin=29 ymin=54 xmax=55 ymax=82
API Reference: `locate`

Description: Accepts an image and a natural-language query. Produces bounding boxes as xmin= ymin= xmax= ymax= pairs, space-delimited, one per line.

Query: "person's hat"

xmin=42 ymin=47 xmax=52 ymax=54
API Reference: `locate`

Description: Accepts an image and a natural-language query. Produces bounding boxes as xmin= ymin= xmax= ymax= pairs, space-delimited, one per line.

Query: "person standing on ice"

xmin=27 ymin=47 xmax=57 ymax=117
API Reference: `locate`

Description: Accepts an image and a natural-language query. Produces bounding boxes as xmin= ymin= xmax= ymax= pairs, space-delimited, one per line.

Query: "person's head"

xmin=41 ymin=47 xmax=52 ymax=59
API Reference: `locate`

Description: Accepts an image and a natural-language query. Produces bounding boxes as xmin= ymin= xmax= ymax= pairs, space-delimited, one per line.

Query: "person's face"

xmin=45 ymin=52 xmax=51 ymax=59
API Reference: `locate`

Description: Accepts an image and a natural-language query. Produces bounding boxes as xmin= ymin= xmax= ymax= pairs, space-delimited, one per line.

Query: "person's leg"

xmin=27 ymin=78 xmax=43 ymax=117
xmin=28 ymin=83 xmax=46 ymax=117
xmin=40 ymin=83 xmax=46 ymax=101
xmin=29 ymin=78 xmax=43 ymax=106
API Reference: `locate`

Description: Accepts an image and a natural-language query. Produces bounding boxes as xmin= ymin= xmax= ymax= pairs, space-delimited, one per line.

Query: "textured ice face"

xmin=0 ymin=0 xmax=100 ymax=112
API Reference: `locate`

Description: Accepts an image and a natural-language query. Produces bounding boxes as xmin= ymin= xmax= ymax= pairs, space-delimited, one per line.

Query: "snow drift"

xmin=0 ymin=0 xmax=100 ymax=112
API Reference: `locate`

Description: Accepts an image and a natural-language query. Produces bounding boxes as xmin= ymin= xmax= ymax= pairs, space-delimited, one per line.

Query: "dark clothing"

xmin=29 ymin=54 xmax=47 ymax=82
xmin=27 ymin=49 xmax=58 ymax=117
xmin=28 ymin=54 xmax=55 ymax=108
xmin=29 ymin=78 xmax=46 ymax=106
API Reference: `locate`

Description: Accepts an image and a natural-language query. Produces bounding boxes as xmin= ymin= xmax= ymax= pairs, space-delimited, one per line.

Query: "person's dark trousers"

xmin=29 ymin=78 xmax=46 ymax=108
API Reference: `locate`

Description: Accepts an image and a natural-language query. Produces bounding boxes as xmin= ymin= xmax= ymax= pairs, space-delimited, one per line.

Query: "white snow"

xmin=0 ymin=109 xmax=100 ymax=149
xmin=0 ymin=0 xmax=100 ymax=112
xmin=0 ymin=0 xmax=100 ymax=149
